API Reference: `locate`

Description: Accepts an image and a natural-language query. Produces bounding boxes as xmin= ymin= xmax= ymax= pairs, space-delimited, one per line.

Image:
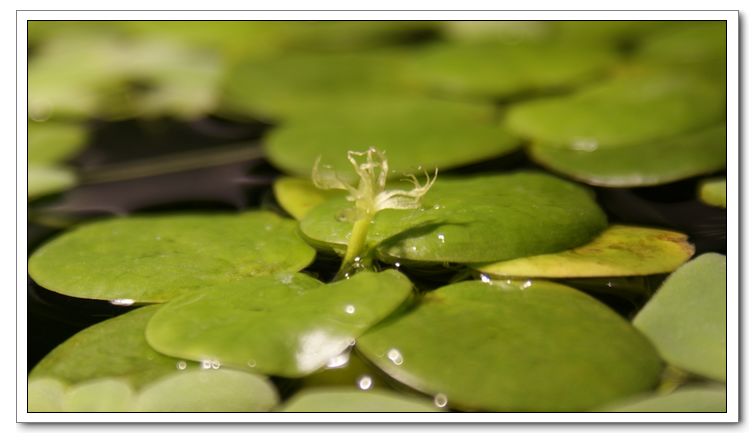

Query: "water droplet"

xmin=387 ymin=348 xmax=404 ymax=365
xmin=411 ymin=246 xmax=418 ymax=252
xmin=506 ymin=279 xmax=512 ymax=285
xmin=326 ymin=352 xmax=350 ymax=368
xmin=607 ymin=282 xmax=614 ymax=288
xmin=520 ymin=280 xmax=532 ymax=289
xmin=278 ymin=274 xmax=293 ymax=284
xmin=434 ymin=393 xmax=448 ymax=408
xmin=480 ymin=274 xmax=491 ymax=284
xmin=348 ymin=338 xmax=357 ymax=347
xmin=344 ymin=273 xmax=351 ymax=279
xmin=110 ymin=298 xmax=135 ymax=306
xmin=201 ymin=360 xmax=212 ymax=369
xmin=394 ymin=262 xmax=401 ymax=268
xmin=572 ymin=138 xmax=599 ymax=152
xmin=357 ymin=375 xmax=373 ymax=390
xmin=432 ymin=204 xmax=441 ymax=210
xmin=344 ymin=304 xmax=356 ymax=314
xmin=176 ymin=361 xmax=187 ymax=370
xmin=211 ymin=360 xmax=221 ymax=369
xmin=354 ymin=256 xmax=361 ymax=262
xmin=437 ymin=234 xmax=445 ymax=243
xmin=247 ymin=359 xmax=257 ymax=368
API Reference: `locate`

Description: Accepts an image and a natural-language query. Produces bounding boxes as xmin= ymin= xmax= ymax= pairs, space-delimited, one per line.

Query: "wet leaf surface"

xmin=357 ymin=280 xmax=663 ymax=411
xmin=475 ymin=225 xmax=694 ymax=278
xmin=30 ymin=305 xmax=193 ymax=388
xmin=633 ymin=253 xmax=726 ymax=381
xmin=300 ymin=172 xmax=607 ymax=263
xmin=505 ymin=71 xmax=725 ymax=149
xmin=279 ymin=387 xmax=441 ymax=412
xmin=529 ymin=124 xmax=726 ymax=187
xmin=598 ymin=384 xmax=726 ymax=412
xmin=264 ymin=97 xmax=520 ymax=180
xmin=28 ymin=211 xmax=316 ymax=302
xmin=145 ymin=270 xmax=414 ymax=377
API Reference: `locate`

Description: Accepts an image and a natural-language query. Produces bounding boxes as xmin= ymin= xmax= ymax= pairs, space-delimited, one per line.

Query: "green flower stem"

xmin=336 ymin=215 xmax=373 ymax=280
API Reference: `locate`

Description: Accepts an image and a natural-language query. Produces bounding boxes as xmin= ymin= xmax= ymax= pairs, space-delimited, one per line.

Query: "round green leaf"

xmin=505 ymin=72 xmax=725 ymax=149
xmin=528 ymin=124 xmax=726 ymax=187
xmin=599 ymin=384 xmax=726 ymax=412
xmin=475 ymin=225 xmax=694 ymax=278
xmin=134 ymin=368 xmax=278 ymax=412
xmin=30 ymin=305 xmax=193 ymax=389
xmin=264 ymin=97 xmax=520 ymax=180
xmin=699 ymin=177 xmax=726 ymax=208
xmin=28 ymin=121 xmax=88 ymax=165
xmin=28 ymin=378 xmax=67 ymax=412
xmin=62 ymin=378 xmax=135 ymax=412
xmin=279 ymin=388 xmax=441 ymax=412
xmin=145 ymin=270 xmax=414 ymax=377
xmin=300 ymin=172 xmax=607 ymax=264
xmin=357 ymin=280 xmax=663 ymax=411
xmin=633 ymin=253 xmax=726 ymax=381
xmin=28 ymin=164 xmax=76 ymax=200
xmin=221 ymin=51 xmax=417 ymax=120
xmin=405 ymin=40 xmax=617 ymax=99
xmin=273 ymin=176 xmax=343 ymax=220
xmin=28 ymin=211 xmax=316 ymax=303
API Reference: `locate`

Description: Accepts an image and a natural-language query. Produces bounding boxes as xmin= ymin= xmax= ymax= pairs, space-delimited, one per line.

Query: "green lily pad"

xmin=699 ymin=178 xmax=726 ymax=208
xmin=221 ymin=51 xmax=417 ymax=120
xmin=279 ymin=388 xmax=441 ymax=412
xmin=528 ymin=124 xmax=726 ymax=187
xmin=28 ymin=121 xmax=87 ymax=165
xmin=28 ymin=211 xmax=316 ymax=303
xmin=145 ymin=270 xmax=414 ymax=377
xmin=357 ymin=280 xmax=663 ymax=411
xmin=62 ymin=378 xmax=135 ymax=412
xmin=264 ymin=97 xmax=520 ymax=180
xmin=134 ymin=369 xmax=278 ymax=412
xmin=505 ymin=71 xmax=725 ymax=150
xmin=633 ymin=253 xmax=726 ymax=381
xmin=475 ymin=225 xmax=694 ymax=278
xmin=30 ymin=305 xmax=194 ymax=388
xmin=28 ymin=378 xmax=67 ymax=412
xmin=599 ymin=384 xmax=726 ymax=412
xmin=28 ymin=164 xmax=76 ymax=200
xmin=273 ymin=176 xmax=343 ymax=220
xmin=405 ymin=40 xmax=617 ymax=99
xmin=300 ymin=172 xmax=607 ymax=264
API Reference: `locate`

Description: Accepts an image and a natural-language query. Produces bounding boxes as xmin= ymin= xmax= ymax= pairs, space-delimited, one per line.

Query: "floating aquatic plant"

xmin=312 ymin=147 xmax=437 ymax=279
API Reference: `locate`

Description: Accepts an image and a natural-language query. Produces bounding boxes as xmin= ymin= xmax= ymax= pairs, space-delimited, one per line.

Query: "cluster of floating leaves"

xmin=27 ymin=21 xmax=726 ymax=414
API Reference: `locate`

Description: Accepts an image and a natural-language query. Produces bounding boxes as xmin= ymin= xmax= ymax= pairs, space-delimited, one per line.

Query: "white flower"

xmin=312 ymin=147 xmax=437 ymax=217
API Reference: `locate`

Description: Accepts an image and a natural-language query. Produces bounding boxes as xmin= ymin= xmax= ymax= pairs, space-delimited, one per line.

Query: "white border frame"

xmin=16 ymin=9 xmax=740 ymax=423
